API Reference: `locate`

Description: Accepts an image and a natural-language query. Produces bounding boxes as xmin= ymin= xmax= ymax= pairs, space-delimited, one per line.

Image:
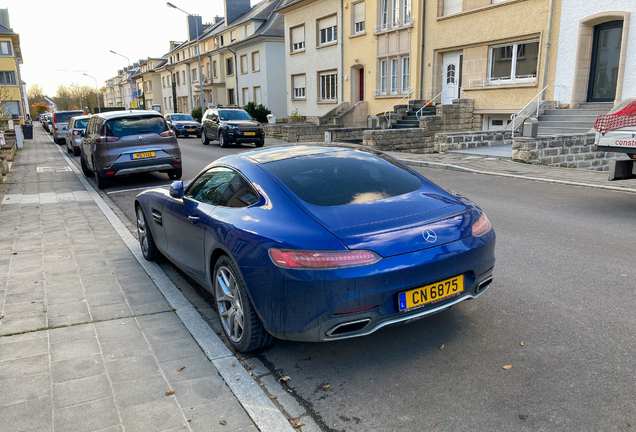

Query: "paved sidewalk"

xmin=0 ymin=130 xmax=280 ymax=432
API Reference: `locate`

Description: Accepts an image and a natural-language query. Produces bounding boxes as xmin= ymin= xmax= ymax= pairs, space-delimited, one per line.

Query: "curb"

xmin=48 ymin=134 xmax=295 ymax=432
xmin=399 ymin=158 xmax=636 ymax=195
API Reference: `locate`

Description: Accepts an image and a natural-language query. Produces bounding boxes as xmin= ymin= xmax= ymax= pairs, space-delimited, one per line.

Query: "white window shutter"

xmin=319 ymin=15 xmax=337 ymax=30
xmin=444 ymin=0 xmax=462 ymax=15
xmin=294 ymin=75 xmax=306 ymax=88
xmin=353 ymin=2 xmax=365 ymax=24
xmin=291 ymin=26 xmax=304 ymax=44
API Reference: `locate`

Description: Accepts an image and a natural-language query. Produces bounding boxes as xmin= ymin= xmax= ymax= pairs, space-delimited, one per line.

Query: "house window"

xmin=379 ymin=60 xmax=387 ymax=94
xmin=204 ymin=41 xmax=208 ymax=52
xmin=319 ymin=70 xmax=337 ymax=102
xmin=220 ymin=35 xmax=224 ymax=46
xmin=447 ymin=64 xmax=456 ymax=84
xmin=182 ymin=70 xmax=186 ymax=83
xmin=164 ymin=97 xmax=167 ymax=108
xmin=291 ymin=25 xmax=305 ymax=52
xmin=162 ymin=77 xmax=166 ymax=88
xmin=0 ymin=41 xmax=12 ymax=56
xmin=380 ymin=0 xmax=388 ymax=29
xmin=192 ymin=68 xmax=198 ymax=82
xmin=390 ymin=58 xmax=399 ymax=93
xmin=0 ymin=71 xmax=16 ymax=85
xmin=444 ymin=0 xmax=462 ymax=16
xmin=251 ymin=52 xmax=260 ymax=72
xmin=230 ymin=30 xmax=236 ymax=42
xmin=353 ymin=2 xmax=365 ymax=34
xmin=2 ymin=101 xmax=20 ymax=117
xmin=213 ymin=61 xmax=218 ymax=78
xmin=226 ymin=58 xmax=234 ymax=76
xmin=228 ymin=89 xmax=235 ymax=105
xmin=167 ymin=75 xmax=171 ymax=86
xmin=489 ymin=40 xmax=539 ymax=83
xmin=401 ymin=56 xmax=410 ymax=92
xmin=177 ymin=53 xmax=180 ymax=61
xmin=242 ymin=88 xmax=250 ymax=104
xmin=391 ymin=0 xmax=399 ymax=27
xmin=318 ymin=15 xmax=337 ymax=45
xmin=240 ymin=55 xmax=248 ymax=74
xmin=292 ymin=74 xmax=306 ymax=99
xmin=206 ymin=63 xmax=211 ymax=79
xmin=403 ymin=0 xmax=412 ymax=21
xmin=254 ymin=86 xmax=262 ymax=105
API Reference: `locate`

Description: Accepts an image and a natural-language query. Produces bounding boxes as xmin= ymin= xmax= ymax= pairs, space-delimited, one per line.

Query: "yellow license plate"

xmin=398 ymin=275 xmax=464 ymax=312
xmin=131 ymin=151 xmax=156 ymax=159
xmin=244 ymin=132 xmax=256 ymax=136
xmin=187 ymin=129 xmax=196 ymax=132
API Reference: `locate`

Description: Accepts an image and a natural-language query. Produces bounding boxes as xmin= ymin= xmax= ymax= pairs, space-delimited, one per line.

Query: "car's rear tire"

xmin=168 ymin=168 xmax=182 ymax=180
xmin=214 ymin=255 xmax=274 ymax=352
xmin=136 ymin=205 xmax=158 ymax=261
xmin=73 ymin=147 xmax=80 ymax=157
xmin=201 ymin=130 xmax=210 ymax=145
xmin=219 ymin=131 xmax=228 ymax=148
xmin=94 ymin=159 xmax=110 ymax=190
xmin=255 ymin=138 xmax=264 ymax=148
xmin=66 ymin=143 xmax=73 ymax=153
xmin=80 ymin=152 xmax=94 ymax=177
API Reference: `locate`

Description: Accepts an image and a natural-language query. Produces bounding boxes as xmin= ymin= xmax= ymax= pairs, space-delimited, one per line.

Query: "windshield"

xmin=74 ymin=119 xmax=89 ymax=129
xmin=55 ymin=111 xmax=84 ymax=123
xmin=171 ymin=114 xmax=195 ymax=121
xmin=105 ymin=116 xmax=167 ymax=137
xmin=219 ymin=110 xmax=252 ymax=121
xmin=265 ymin=150 xmax=422 ymax=206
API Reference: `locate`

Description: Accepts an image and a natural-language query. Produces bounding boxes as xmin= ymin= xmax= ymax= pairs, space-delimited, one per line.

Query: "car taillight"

xmin=72 ymin=130 xmax=82 ymax=136
xmin=268 ymin=249 xmax=381 ymax=269
xmin=160 ymin=130 xmax=175 ymax=137
xmin=95 ymin=136 xmax=120 ymax=143
xmin=472 ymin=213 xmax=492 ymax=237
xmin=53 ymin=114 xmax=57 ymax=122
xmin=54 ymin=125 xmax=58 ymax=130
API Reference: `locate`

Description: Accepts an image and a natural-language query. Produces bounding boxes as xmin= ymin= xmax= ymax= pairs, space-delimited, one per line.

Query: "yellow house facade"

xmin=342 ymin=0 xmax=425 ymax=118
xmin=422 ymin=0 xmax=562 ymax=129
xmin=0 ymin=23 xmax=25 ymax=124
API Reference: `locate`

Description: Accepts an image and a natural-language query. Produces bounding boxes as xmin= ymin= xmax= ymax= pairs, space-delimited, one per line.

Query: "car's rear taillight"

xmin=53 ymin=114 xmax=57 ymax=123
xmin=160 ymin=130 xmax=175 ymax=137
xmin=268 ymin=249 xmax=381 ymax=269
xmin=95 ymin=136 xmax=120 ymax=143
xmin=472 ymin=213 xmax=492 ymax=237
xmin=72 ymin=130 xmax=82 ymax=136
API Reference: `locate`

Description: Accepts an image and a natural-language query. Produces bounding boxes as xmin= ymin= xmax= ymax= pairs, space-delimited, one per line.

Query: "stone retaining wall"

xmin=264 ymin=123 xmax=339 ymax=142
xmin=329 ymin=127 xmax=365 ymax=142
xmin=363 ymin=128 xmax=435 ymax=153
xmin=512 ymin=133 xmax=628 ymax=171
xmin=435 ymin=131 xmax=513 ymax=153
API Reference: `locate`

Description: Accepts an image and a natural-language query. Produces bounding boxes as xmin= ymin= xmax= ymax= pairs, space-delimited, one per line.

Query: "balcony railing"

xmin=469 ymin=75 xmax=537 ymax=88
xmin=373 ymin=88 xmax=412 ymax=97
xmin=373 ymin=17 xmax=414 ymax=34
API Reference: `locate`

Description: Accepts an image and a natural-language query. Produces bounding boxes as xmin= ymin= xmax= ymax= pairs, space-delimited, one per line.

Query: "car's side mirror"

xmin=169 ymin=181 xmax=184 ymax=198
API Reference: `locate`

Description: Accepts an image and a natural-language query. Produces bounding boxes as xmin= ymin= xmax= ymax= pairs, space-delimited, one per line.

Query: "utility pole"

xmin=110 ymin=50 xmax=136 ymax=109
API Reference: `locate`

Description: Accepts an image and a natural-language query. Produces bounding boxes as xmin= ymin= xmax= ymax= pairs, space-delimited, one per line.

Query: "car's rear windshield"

xmin=105 ymin=116 xmax=166 ymax=138
xmin=55 ymin=111 xmax=84 ymax=123
xmin=171 ymin=115 xmax=194 ymax=121
xmin=219 ymin=110 xmax=252 ymax=121
xmin=74 ymin=119 xmax=89 ymax=129
xmin=264 ymin=150 xmax=422 ymax=206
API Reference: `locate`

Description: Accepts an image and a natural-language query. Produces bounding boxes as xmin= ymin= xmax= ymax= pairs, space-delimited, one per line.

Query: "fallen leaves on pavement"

xmin=245 ymin=364 xmax=256 ymax=371
xmin=439 ymin=345 xmax=445 ymax=350
xmin=431 ymin=423 xmax=438 ymax=427
xmin=520 ymin=342 xmax=525 ymax=346
xmin=219 ymin=420 xmax=227 ymax=426
xmin=290 ymin=419 xmax=305 ymax=428
xmin=322 ymin=384 xmax=330 ymax=389
xmin=166 ymin=390 xmax=175 ymax=395
xmin=278 ymin=376 xmax=291 ymax=382
xmin=177 ymin=366 xmax=185 ymax=371
xmin=259 ymin=382 xmax=264 ymax=386
xmin=503 ymin=365 xmax=512 ymax=370
xmin=269 ymin=395 xmax=277 ymax=399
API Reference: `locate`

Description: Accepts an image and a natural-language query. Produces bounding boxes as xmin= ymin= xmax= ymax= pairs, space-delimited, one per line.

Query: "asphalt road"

xmin=64 ymin=135 xmax=636 ymax=431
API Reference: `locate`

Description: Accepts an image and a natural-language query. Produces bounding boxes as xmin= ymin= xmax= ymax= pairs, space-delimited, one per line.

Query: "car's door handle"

xmin=188 ymin=215 xmax=200 ymax=224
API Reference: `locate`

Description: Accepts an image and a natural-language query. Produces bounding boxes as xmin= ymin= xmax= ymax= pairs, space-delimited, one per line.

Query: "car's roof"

xmin=71 ymin=115 xmax=91 ymax=120
xmin=93 ymin=110 xmax=164 ymax=121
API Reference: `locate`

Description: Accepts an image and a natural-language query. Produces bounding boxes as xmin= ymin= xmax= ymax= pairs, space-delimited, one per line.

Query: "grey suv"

xmin=200 ymin=108 xmax=264 ymax=148
xmin=80 ymin=110 xmax=182 ymax=189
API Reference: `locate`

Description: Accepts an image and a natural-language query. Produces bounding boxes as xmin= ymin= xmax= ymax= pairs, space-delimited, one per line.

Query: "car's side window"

xmin=186 ymin=167 xmax=259 ymax=208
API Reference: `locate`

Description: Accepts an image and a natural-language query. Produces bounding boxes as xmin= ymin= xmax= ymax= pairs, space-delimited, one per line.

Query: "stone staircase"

xmin=385 ymin=100 xmax=437 ymax=129
xmin=537 ymin=102 xmax=612 ymax=135
xmin=322 ymin=103 xmax=350 ymax=125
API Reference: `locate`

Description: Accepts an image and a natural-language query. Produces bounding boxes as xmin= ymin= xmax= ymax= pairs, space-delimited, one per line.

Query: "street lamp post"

xmin=109 ymin=50 xmax=137 ymax=109
xmin=83 ymin=73 xmax=101 ymax=113
xmin=167 ymin=2 xmax=205 ymax=118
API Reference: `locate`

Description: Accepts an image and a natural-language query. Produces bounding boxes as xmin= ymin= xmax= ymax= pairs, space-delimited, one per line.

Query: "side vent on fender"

xmin=151 ymin=209 xmax=163 ymax=226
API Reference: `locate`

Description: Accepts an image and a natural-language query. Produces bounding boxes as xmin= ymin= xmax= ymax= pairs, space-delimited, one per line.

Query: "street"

xmin=67 ymin=134 xmax=636 ymax=431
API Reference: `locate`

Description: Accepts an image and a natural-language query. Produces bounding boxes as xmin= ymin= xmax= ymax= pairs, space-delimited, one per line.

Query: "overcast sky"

xmin=5 ymin=0 xmax=259 ymax=96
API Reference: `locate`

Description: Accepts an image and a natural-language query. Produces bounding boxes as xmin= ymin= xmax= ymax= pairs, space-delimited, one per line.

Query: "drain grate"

xmin=36 ymin=166 xmax=72 ymax=173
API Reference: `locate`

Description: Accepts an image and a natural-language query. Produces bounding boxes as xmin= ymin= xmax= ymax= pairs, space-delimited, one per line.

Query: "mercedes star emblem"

xmin=422 ymin=229 xmax=437 ymax=243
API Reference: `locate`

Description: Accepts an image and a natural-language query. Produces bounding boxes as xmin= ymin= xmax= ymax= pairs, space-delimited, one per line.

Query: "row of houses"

xmin=0 ymin=9 xmax=28 ymax=125
xmin=102 ymin=0 xmax=635 ymax=132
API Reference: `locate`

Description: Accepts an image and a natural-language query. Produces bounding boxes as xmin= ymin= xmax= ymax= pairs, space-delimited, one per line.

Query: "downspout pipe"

xmin=341 ymin=1 xmax=344 ymax=106
xmin=541 ymin=0 xmax=554 ymax=100
xmin=228 ymin=47 xmax=239 ymax=106
xmin=419 ymin=0 xmax=426 ymax=100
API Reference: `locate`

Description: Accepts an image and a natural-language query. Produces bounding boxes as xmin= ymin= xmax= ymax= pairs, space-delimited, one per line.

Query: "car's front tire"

xmin=73 ymin=147 xmax=80 ymax=157
xmin=136 ymin=205 xmax=158 ymax=261
xmin=214 ymin=256 xmax=273 ymax=352
xmin=168 ymin=168 xmax=182 ymax=180
xmin=201 ymin=130 xmax=210 ymax=145
xmin=219 ymin=130 xmax=228 ymax=148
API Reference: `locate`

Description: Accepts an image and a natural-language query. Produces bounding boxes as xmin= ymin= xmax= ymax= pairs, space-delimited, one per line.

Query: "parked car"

xmin=65 ymin=114 xmax=91 ymax=156
xmin=80 ymin=110 xmax=182 ymax=190
xmin=165 ymin=113 xmax=201 ymax=138
xmin=135 ymin=145 xmax=496 ymax=351
xmin=42 ymin=114 xmax=51 ymax=132
xmin=200 ymin=107 xmax=264 ymax=148
xmin=52 ymin=110 xmax=85 ymax=144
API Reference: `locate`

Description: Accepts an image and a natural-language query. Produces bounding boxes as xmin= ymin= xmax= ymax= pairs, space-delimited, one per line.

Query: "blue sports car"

xmin=135 ymin=146 xmax=496 ymax=352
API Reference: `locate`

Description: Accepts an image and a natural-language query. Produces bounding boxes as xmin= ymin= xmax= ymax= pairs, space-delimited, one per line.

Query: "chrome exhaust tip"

xmin=326 ymin=318 xmax=371 ymax=338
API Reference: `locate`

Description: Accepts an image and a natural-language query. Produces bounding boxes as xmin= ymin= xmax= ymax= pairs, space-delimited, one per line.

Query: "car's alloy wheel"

xmin=214 ymin=256 xmax=273 ymax=352
xmin=94 ymin=158 xmax=110 ymax=190
xmin=201 ymin=130 xmax=210 ymax=145
xmin=219 ymin=131 xmax=228 ymax=148
xmin=136 ymin=206 xmax=158 ymax=261
xmin=80 ymin=153 xmax=94 ymax=177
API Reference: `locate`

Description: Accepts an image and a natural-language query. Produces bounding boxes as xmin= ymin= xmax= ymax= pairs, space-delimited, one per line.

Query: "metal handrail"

xmin=383 ymin=88 xmax=421 ymax=127
xmin=508 ymin=84 xmax=566 ymax=138
xmin=416 ymin=86 xmax=456 ymax=120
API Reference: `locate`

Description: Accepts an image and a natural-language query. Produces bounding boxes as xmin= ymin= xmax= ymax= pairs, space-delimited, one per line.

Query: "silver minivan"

xmin=79 ymin=110 xmax=182 ymax=189
xmin=52 ymin=110 xmax=85 ymax=144
xmin=65 ymin=115 xmax=91 ymax=156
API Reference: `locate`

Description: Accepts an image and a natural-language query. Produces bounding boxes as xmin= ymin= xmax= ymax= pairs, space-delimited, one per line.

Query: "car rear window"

xmin=74 ymin=119 xmax=89 ymax=129
xmin=105 ymin=116 xmax=167 ymax=138
xmin=55 ymin=111 xmax=84 ymax=123
xmin=264 ymin=150 xmax=422 ymax=206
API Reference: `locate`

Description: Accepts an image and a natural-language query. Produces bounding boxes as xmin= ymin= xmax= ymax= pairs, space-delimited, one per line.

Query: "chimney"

xmin=0 ymin=9 xmax=10 ymax=30
xmin=187 ymin=15 xmax=203 ymax=41
xmin=224 ymin=0 xmax=251 ymax=26
xmin=212 ymin=16 xmax=223 ymax=25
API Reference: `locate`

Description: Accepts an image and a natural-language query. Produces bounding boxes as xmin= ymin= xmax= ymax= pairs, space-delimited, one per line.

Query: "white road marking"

xmin=106 ymin=185 xmax=169 ymax=195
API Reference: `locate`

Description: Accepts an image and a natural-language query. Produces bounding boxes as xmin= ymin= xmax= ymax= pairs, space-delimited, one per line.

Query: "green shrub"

xmin=243 ymin=101 xmax=271 ymax=123
xmin=191 ymin=107 xmax=202 ymax=122
xmin=290 ymin=108 xmax=305 ymax=123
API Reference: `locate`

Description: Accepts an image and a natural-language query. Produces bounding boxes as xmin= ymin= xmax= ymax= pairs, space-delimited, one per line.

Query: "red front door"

xmin=359 ymin=68 xmax=364 ymax=102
